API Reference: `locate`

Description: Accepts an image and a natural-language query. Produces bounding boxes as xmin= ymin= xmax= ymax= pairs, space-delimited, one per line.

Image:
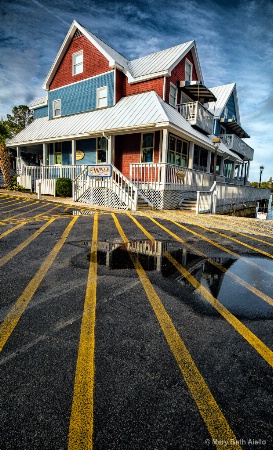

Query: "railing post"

xmin=196 ymin=191 xmax=200 ymax=214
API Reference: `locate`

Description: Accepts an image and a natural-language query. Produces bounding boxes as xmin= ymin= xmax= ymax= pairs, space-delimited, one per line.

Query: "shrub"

xmin=8 ymin=175 xmax=26 ymax=192
xmin=56 ymin=178 xmax=72 ymax=197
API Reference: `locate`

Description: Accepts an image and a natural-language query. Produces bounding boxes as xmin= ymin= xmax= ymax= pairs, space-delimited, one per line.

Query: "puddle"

xmin=61 ymin=210 xmax=96 ymax=215
xmin=69 ymin=238 xmax=273 ymax=320
xmin=177 ymin=255 xmax=273 ymax=320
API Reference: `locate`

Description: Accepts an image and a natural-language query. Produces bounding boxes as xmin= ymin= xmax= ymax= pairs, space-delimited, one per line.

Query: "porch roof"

xmin=7 ymin=91 xmax=241 ymax=161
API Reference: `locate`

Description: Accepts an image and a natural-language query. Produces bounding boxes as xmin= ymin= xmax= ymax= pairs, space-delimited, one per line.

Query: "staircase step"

xmin=179 ymin=198 xmax=197 ymax=211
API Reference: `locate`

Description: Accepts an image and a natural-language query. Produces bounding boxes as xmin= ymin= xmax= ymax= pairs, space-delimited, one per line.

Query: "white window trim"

xmin=185 ymin=59 xmax=193 ymax=83
xmin=52 ymin=99 xmax=61 ymax=118
xmin=169 ymin=82 xmax=177 ymax=108
xmin=140 ymin=132 xmax=155 ymax=163
xmin=96 ymin=86 xmax=108 ymax=109
xmin=72 ymin=50 xmax=83 ymax=76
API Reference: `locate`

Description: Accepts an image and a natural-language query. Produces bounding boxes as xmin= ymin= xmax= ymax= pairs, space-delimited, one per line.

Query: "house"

xmin=7 ymin=20 xmax=269 ymax=212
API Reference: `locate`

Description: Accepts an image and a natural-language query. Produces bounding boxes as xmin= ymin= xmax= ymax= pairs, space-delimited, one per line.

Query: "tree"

xmin=0 ymin=122 xmax=12 ymax=187
xmin=6 ymin=105 xmax=33 ymax=136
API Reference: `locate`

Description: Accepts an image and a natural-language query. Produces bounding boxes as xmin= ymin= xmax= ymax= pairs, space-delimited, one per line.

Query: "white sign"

xmin=87 ymin=164 xmax=112 ymax=177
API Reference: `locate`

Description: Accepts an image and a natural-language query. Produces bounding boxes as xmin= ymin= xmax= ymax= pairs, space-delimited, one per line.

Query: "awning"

xmin=178 ymin=81 xmax=217 ymax=102
xmin=220 ymin=118 xmax=250 ymax=138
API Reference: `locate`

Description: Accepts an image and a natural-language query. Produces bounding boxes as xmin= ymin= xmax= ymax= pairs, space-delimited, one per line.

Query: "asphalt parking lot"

xmin=1 ymin=191 xmax=273 ymax=450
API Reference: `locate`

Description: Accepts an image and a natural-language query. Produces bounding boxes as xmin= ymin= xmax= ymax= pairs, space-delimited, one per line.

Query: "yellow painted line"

xmin=0 ymin=222 xmax=27 ymax=239
xmin=173 ymin=211 xmax=273 ymax=246
xmin=0 ymin=199 xmax=28 ymax=208
xmin=0 ymin=218 xmax=55 ymax=268
xmin=1 ymin=202 xmax=52 ymax=221
xmin=1 ymin=200 xmax=39 ymax=214
xmin=146 ymin=212 xmax=273 ymax=277
xmin=127 ymin=214 xmax=273 ymax=308
xmin=0 ymin=216 xmax=78 ymax=352
xmin=165 ymin=251 xmax=273 ymax=368
xmin=112 ymin=213 xmax=242 ymax=450
xmin=163 ymin=211 xmax=273 ymax=258
xmin=125 ymin=211 xmax=155 ymax=242
xmin=141 ymin=214 xmax=273 ymax=367
xmin=68 ymin=214 xmax=98 ymax=450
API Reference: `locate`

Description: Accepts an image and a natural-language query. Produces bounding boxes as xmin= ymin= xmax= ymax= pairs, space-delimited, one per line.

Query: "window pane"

xmin=143 ymin=133 xmax=154 ymax=148
xmin=142 ymin=148 xmax=153 ymax=163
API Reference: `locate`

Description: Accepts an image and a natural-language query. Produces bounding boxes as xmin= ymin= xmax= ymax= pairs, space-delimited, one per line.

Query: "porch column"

xmin=207 ymin=150 xmax=212 ymax=173
xmin=71 ymin=140 xmax=76 ymax=165
xmin=108 ymin=135 xmax=114 ymax=164
xmin=230 ymin=162 xmax=235 ymax=180
xmin=161 ymin=129 xmax=168 ymax=163
xmin=246 ymin=161 xmax=250 ymax=182
xmin=219 ymin=156 xmax=224 ymax=177
xmin=42 ymin=144 xmax=49 ymax=165
xmin=188 ymin=142 xmax=194 ymax=169
xmin=16 ymin=146 xmax=21 ymax=158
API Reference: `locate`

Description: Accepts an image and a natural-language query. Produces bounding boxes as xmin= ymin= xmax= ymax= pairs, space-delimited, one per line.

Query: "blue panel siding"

xmin=34 ymin=106 xmax=48 ymax=119
xmin=220 ymin=92 xmax=237 ymax=121
xmin=48 ymin=72 xmax=114 ymax=119
xmin=76 ymin=139 xmax=96 ymax=165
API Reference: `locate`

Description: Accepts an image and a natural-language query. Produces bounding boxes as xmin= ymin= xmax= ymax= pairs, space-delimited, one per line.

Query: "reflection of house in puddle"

xmin=170 ymin=247 xmax=235 ymax=298
xmin=97 ymin=240 xmax=169 ymax=271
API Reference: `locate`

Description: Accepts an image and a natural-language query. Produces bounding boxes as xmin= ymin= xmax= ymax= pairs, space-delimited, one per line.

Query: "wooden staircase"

xmin=179 ymin=197 xmax=197 ymax=212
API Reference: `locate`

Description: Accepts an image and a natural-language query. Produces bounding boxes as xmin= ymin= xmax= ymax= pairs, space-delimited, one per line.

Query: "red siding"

xmin=166 ymin=50 xmax=198 ymax=103
xmin=116 ymin=70 xmax=164 ymax=100
xmin=115 ymin=132 xmax=160 ymax=179
xmin=50 ymin=35 xmax=111 ymax=90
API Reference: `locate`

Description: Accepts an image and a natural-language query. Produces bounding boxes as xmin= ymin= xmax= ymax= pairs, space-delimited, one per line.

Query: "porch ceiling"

xmin=220 ymin=118 xmax=250 ymax=138
xmin=179 ymin=81 xmax=217 ymax=102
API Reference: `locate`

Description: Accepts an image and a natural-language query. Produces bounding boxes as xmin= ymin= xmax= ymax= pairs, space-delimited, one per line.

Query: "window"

xmin=53 ymin=99 xmax=61 ymax=118
xmin=96 ymin=86 xmax=108 ymax=108
xmin=72 ymin=51 xmax=83 ymax=75
xmin=97 ymin=137 xmax=107 ymax=163
xmin=168 ymin=134 xmax=189 ymax=167
xmin=185 ymin=59 xmax=192 ymax=83
xmin=169 ymin=83 xmax=177 ymax=107
xmin=141 ymin=133 xmax=154 ymax=163
xmin=54 ymin=142 xmax=62 ymax=164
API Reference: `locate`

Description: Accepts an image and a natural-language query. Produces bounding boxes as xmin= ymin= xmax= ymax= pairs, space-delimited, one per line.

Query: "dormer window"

xmin=96 ymin=86 xmax=108 ymax=108
xmin=72 ymin=50 xmax=83 ymax=75
xmin=53 ymin=99 xmax=61 ymax=117
xmin=185 ymin=59 xmax=192 ymax=83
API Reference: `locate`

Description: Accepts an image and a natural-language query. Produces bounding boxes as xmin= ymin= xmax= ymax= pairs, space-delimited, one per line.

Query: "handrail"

xmin=196 ymin=181 xmax=217 ymax=214
xmin=72 ymin=164 xmax=142 ymax=210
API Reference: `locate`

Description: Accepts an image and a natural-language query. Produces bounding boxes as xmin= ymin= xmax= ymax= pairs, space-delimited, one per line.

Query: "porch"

xmin=15 ymin=159 xmax=270 ymax=213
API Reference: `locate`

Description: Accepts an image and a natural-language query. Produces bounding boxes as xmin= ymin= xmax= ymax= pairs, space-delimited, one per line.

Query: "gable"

xmin=49 ymin=32 xmax=112 ymax=90
xmin=166 ymin=50 xmax=198 ymax=103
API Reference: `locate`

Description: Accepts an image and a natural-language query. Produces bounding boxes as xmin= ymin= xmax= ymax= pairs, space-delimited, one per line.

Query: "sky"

xmin=0 ymin=0 xmax=272 ymax=182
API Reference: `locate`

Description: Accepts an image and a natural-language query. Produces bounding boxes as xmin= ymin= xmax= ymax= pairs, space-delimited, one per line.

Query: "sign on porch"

xmin=87 ymin=164 xmax=112 ymax=177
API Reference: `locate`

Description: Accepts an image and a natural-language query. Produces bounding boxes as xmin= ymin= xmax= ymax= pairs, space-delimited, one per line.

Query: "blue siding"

xmin=48 ymin=72 xmax=114 ymax=119
xmin=34 ymin=106 xmax=48 ymax=119
xmin=76 ymin=139 xmax=96 ymax=165
xmin=220 ymin=92 xmax=237 ymax=121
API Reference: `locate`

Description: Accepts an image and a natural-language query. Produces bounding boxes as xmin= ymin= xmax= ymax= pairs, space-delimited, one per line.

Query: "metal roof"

xmin=7 ymin=91 xmax=242 ymax=162
xmin=43 ymin=20 xmax=203 ymax=88
xmin=128 ymin=42 xmax=194 ymax=78
xmin=207 ymin=83 xmax=237 ymax=118
xmin=29 ymin=96 xmax=48 ymax=109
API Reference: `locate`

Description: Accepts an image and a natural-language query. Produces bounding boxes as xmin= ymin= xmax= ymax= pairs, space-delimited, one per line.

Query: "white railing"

xmin=219 ymin=134 xmax=254 ymax=160
xmin=176 ymin=102 xmax=214 ymax=135
xmin=35 ymin=179 xmax=56 ymax=196
xmin=16 ymin=158 xmax=41 ymax=191
xmin=73 ymin=164 xmax=141 ymax=210
xmin=196 ymin=182 xmax=217 ymax=214
xmin=16 ymin=159 xmax=85 ymax=191
xmin=196 ymin=182 xmax=271 ymax=214
xmin=130 ymin=163 xmax=223 ymax=191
